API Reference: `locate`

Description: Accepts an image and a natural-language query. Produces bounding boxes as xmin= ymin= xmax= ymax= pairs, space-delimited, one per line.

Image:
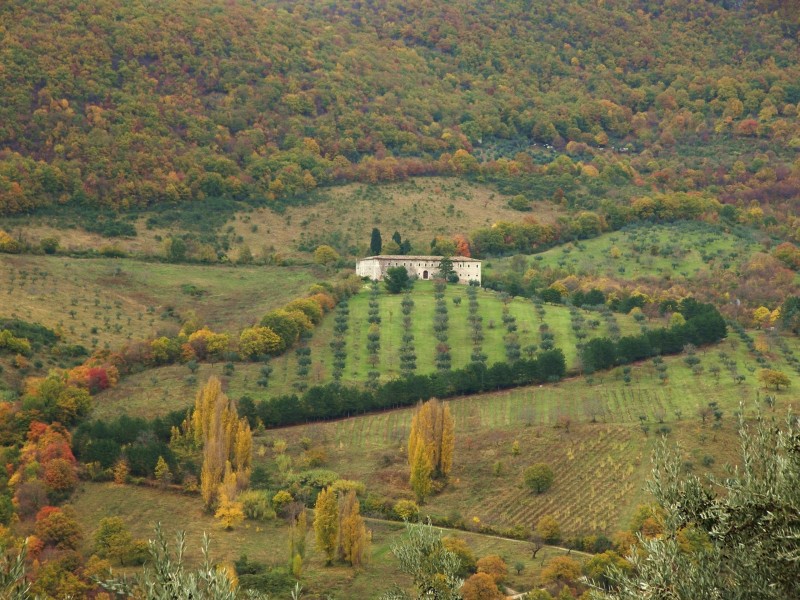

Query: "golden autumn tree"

xmin=314 ymin=487 xmax=339 ymax=565
xmin=215 ymin=461 xmax=244 ymax=530
xmin=409 ymin=444 xmax=433 ymax=504
xmin=408 ymin=398 xmax=455 ymax=481
xmin=337 ymin=490 xmax=370 ymax=567
xmin=192 ymin=377 xmax=252 ymax=511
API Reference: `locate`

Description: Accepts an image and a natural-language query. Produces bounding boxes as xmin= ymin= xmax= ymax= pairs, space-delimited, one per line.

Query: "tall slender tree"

xmin=370 ymin=227 xmax=383 ymax=255
xmin=338 ymin=490 xmax=370 ymax=567
xmin=408 ymin=399 xmax=455 ymax=480
xmin=409 ymin=444 xmax=433 ymax=503
xmin=314 ymin=487 xmax=339 ymax=565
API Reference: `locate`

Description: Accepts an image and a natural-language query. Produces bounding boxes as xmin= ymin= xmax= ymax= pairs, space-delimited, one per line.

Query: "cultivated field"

xmin=0 ymin=255 xmax=320 ymax=349
xmin=92 ymin=281 xmax=643 ymax=417
xmin=486 ymin=221 xmax=765 ymax=282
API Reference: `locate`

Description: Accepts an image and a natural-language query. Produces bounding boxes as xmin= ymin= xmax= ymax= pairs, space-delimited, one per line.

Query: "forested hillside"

xmin=1 ymin=0 xmax=799 ymax=237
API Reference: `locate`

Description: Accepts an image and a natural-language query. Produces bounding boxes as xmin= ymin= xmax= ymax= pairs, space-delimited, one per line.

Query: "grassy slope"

xmin=71 ymin=482 xmax=572 ymax=599
xmin=486 ymin=221 xmax=765 ymax=282
xmin=91 ymin=282 xmax=642 ymax=418
xmin=0 ymin=178 xmax=565 ymax=261
xmin=88 ymin=278 xmax=798 ymax=541
xmin=246 ymin=332 xmax=791 ymax=541
xmin=0 ymin=255 xmax=320 ymax=349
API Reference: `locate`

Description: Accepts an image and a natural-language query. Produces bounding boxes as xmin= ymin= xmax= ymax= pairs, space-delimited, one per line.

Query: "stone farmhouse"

xmin=355 ymin=255 xmax=481 ymax=285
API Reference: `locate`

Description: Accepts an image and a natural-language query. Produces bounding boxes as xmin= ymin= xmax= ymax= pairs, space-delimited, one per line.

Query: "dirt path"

xmin=362 ymin=514 xmax=593 ymax=558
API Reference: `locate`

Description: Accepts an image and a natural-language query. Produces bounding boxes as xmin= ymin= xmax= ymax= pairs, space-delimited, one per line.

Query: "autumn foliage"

xmin=185 ymin=377 xmax=252 ymax=511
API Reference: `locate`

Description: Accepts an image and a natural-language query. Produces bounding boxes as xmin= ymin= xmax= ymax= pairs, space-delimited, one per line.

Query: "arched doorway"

xmin=422 ymin=270 xmax=429 ymax=279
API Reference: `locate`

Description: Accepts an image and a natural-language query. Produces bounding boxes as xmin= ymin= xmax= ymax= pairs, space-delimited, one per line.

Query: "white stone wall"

xmin=453 ymin=260 xmax=481 ymax=284
xmin=356 ymin=257 xmax=481 ymax=284
xmin=355 ymin=258 xmax=383 ymax=280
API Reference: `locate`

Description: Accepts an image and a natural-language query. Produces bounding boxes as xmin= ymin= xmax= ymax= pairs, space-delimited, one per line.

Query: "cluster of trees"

xmin=362 ymin=226 xmax=420 ymax=258
xmin=581 ymin=298 xmax=727 ymax=373
xmin=110 ymin=278 xmax=361 ymax=380
xmin=244 ymin=348 xmax=566 ymax=429
xmin=366 ymin=282 xmax=382 ymax=385
xmin=0 ymin=329 xmax=31 ymax=356
xmin=72 ymin=412 xmax=183 ymax=481
xmin=433 ymin=282 xmax=451 ymax=372
xmin=330 ymin=300 xmax=349 ymax=381
xmin=313 ymin=487 xmax=371 ymax=567
xmin=188 ymin=377 xmax=252 ymax=522
xmin=10 ymin=422 xmax=79 ymax=519
xmin=466 ymin=286 xmax=487 ymax=365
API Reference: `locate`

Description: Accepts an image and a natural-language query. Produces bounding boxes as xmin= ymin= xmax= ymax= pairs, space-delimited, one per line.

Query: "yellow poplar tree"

xmin=154 ymin=456 xmax=172 ymax=487
xmin=215 ymin=461 xmax=244 ymax=529
xmin=314 ymin=487 xmax=339 ymax=565
xmin=408 ymin=398 xmax=455 ymax=480
xmin=409 ymin=444 xmax=433 ymax=503
xmin=337 ymin=490 xmax=370 ymax=567
xmin=194 ymin=377 xmax=252 ymax=510
xmin=290 ymin=508 xmax=307 ymax=561
xmin=234 ymin=419 xmax=252 ymax=490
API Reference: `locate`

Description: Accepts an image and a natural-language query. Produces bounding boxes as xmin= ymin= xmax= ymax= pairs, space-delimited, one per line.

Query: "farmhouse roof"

xmin=360 ymin=255 xmax=481 ymax=262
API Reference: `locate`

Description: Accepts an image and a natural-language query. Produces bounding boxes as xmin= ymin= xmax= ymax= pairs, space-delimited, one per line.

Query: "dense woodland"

xmin=1 ymin=0 xmax=800 ymax=240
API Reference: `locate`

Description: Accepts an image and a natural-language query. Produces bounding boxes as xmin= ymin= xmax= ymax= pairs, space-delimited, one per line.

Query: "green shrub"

xmin=524 ymin=463 xmax=555 ymax=494
xmin=329 ymin=481 xmax=365 ymax=501
xmin=240 ymin=490 xmax=276 ymax=521
xmin=394 ymin=499 xmax=420 ymax=521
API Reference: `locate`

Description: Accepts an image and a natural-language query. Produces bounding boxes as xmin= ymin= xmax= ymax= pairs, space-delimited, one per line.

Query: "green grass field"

xmin=486 ymin=221 xmax=764 ymax=283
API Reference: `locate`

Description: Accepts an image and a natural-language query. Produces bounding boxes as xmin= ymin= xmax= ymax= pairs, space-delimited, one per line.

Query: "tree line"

xmin=235 ymin=348 xmax=566 ymax=429
xmin=581 ymin=298 xmax=728 ymax=373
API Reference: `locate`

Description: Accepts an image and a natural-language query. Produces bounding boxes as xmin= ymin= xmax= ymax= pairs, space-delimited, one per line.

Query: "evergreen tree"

xmin=370 ymin=228 xmax=382 ymax=255
xmin=385 ymin=266 xmax=411 ymax=293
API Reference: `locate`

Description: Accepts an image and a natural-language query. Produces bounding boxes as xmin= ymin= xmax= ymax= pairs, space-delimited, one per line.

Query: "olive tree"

xmin=592 ymin=407 xmax=800 ymax=600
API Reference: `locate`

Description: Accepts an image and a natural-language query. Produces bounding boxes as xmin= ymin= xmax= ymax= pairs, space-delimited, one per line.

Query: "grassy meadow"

xmin=0 ymin=255 xmax=320 ymax=349
xmin=486 ymin=221 xmax=765 ymax=282
xmin=70 ymin=482 xmax=574 ymax=599
xmin=0 ymin=178 xmax=565 ymax=262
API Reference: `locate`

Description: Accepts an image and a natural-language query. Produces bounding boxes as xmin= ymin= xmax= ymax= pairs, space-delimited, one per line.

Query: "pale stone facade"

xmin=356 ymin=255 xmax=481 ymax=285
